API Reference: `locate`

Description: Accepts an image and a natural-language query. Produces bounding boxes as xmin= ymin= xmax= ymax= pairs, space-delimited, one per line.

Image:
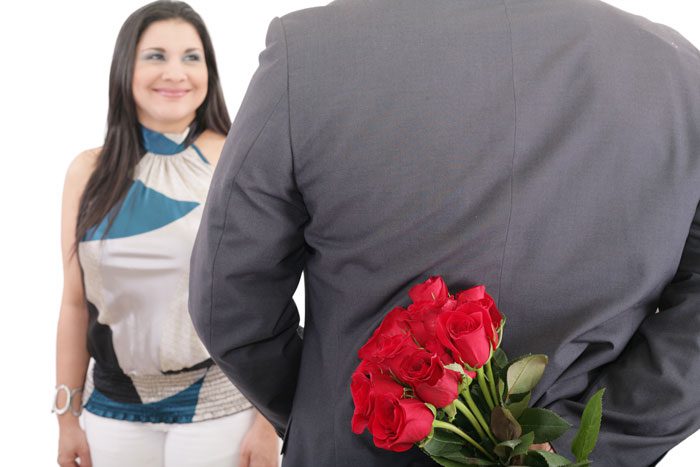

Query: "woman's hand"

xmin=239 ymin=412 xmax=280 ymax=467
xmin=57 ymin=419 xmax=92 ymax=467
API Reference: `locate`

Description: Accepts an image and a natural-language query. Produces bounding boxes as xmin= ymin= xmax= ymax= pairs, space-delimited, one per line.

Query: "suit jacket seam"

xmin=497 ymin=0 xmax=518 ymax=309
xmin=278 ymin=17 xmax=295 ymax=178
xmin=279 ymin=17 xmax=312 ymax=222
xmin=208 ymin=91 xmax=287 ymax=348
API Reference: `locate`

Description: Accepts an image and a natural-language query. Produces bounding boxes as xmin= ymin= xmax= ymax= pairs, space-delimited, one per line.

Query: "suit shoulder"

xmin=280 ymin=0 xmax=346 ymax=20
xmin=280 ymin=0 xmax=367 ymax=35
xmin=584 ymin=0 xmax=700 ymax=63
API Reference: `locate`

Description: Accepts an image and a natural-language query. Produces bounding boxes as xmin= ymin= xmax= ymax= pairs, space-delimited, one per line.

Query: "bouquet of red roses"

xmin=351 ymin=276 xmax=604 ymax=466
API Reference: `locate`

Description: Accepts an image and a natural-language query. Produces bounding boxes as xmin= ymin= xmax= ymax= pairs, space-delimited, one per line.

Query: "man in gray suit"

xmin=189 ymin=1 xmax=700 ymax=465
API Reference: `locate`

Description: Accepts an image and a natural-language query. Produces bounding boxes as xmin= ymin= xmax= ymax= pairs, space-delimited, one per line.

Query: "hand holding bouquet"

xmin=351 ymin=276 xmax=604 ymax=466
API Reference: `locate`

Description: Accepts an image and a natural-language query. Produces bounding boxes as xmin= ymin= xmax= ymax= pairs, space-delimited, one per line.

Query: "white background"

xmin=0 ymin=1 xmax=697 ymax=464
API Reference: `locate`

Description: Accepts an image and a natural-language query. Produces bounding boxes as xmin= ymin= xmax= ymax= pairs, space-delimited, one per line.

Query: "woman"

xmin=54 ymin=2 xmax=279 ymax=466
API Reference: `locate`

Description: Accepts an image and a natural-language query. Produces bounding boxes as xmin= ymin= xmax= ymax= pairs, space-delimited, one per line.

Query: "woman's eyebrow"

xmin=139 ymin=47 xmax=202 ymax=53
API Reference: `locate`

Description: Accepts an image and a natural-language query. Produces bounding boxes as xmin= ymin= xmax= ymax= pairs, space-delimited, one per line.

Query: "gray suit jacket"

xmin=189 ymin=1 xmax=700 ymax=465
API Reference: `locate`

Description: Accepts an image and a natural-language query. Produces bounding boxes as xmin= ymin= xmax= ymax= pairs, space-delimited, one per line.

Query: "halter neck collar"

xmin=140 ymin=125 xmax=191 ymax=155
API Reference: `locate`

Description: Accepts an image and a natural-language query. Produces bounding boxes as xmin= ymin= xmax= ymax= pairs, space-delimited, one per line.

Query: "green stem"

xmin=485 ymin=360 xmax=500 ymax=405
xmin=477 ymin=367 xmax=495 ymax=410
xmin=433 ymin=420 xmax=496 ymax=461
xmin=454 ymin=398 xmax=487 ymax=441
xmin=462 ymin=389 xmax=497 ymax=445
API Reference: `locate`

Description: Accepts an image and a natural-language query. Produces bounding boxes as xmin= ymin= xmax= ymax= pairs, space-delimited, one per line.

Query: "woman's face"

xmin=132 ymin=19 xmax=208 ymax=133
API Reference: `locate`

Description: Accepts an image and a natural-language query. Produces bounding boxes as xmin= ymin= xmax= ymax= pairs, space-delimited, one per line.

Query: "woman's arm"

xmin=55 ymin=149 xmax=99 ymax=467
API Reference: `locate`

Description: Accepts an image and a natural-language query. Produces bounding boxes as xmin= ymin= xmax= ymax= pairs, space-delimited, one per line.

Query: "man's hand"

xmin=239 ymin=411 xmax=280 ymax=467
xmin=531 ymin=442 xmax=555 ymax=452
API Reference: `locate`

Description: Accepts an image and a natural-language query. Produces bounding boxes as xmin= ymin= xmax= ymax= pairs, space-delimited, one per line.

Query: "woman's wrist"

xmin=53 ymin=384 xmax=84 ymax=426
xmin=57 ymin=412 xmax=81 ymax=429
xmin=253 ymin=411 xmax=278 ymax=435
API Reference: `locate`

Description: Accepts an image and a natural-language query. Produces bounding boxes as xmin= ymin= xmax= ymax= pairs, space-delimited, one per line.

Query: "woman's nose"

xmin=161 ymin=61 xmax=187 ymax=82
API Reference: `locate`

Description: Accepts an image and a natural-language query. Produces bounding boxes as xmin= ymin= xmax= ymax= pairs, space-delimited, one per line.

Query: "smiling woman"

xmin=53 ymin=2 xmax=280 ymax=467
xmin=132 ymin=20 xmax=209 ymax=132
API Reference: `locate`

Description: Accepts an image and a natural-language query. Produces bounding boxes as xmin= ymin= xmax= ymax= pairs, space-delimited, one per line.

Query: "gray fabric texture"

xmin=189 ymin=1 xmax=700 ymax=466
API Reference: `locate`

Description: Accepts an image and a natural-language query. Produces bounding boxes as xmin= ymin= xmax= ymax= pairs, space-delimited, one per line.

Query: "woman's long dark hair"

xmin=75 ymin=0 xmax=230 ymax=249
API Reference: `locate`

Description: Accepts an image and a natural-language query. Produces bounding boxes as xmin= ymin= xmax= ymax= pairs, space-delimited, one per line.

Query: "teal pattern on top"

xmin=84 ymin=180 xmax=200 ymax=241
xmin=140 ymin=125 xmax=189 ymax=155
xmin=78 ymin=126 xmax=251 ymax=423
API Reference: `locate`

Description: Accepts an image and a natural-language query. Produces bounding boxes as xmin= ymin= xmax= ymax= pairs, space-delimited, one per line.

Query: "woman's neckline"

xmin=140 ymin=125 xmax=192 ymax=156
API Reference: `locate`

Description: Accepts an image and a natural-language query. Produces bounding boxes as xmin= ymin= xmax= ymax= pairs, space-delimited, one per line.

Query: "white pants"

xmin=82 ymin=408 xmax=256 ymax=467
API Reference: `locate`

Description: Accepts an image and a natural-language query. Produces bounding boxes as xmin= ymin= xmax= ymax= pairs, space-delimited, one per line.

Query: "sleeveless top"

xmin=78 ymin=126 xmax=251 ymax=423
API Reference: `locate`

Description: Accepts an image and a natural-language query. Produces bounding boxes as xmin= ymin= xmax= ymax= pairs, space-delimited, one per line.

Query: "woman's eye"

xmin=183 ymin=53 xmax=202 ymax=62
xmin=144 ymin=52 xmax=165 ymax=61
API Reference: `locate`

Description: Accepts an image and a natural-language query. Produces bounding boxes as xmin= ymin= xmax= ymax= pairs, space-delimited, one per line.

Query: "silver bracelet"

xmin=52 ymin=384 xmax=83 ymax=416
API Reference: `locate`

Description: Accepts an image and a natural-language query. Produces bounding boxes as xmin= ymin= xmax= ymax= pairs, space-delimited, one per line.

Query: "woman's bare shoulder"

xmin=195 ymin=130 xmax=226 ymax=167
xmin=65 ymin=147 xmax=101 ymax=186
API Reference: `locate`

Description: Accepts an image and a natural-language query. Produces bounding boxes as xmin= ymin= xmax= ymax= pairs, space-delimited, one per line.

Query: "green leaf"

xmin=491 ymin=406 xmax=522 ymax=441
xmin=493 ymin=432 xmax=534 ymax=464
xmin=417 ymin=433 xmax=432 ymax=449
xmin=517 ymin=408 xmax=572 ymax=444
xmin=523 ymin=450 xmax=573 ymax=466
xmin=493 ymin=439 xmax=519 ymax=463
xmin=429 ymin=456 xmax=497 ymax=467
xmin=421 ymin=429 xmax=464 ymax=458
xmin=429 ymin=456 xmax=470 ymax=467
xmin=508 ymin=391 xmax=530 ymax=403
xmin=571 ymin=388 xmax=605 ymax=462
xmin=505 ymin=392 xmax=531 ymax=419
xmin=512 ymin=431 xmax=535 ymax=457
xmin=506 ymin=355 xmax=548 ymax=399
xmin=492 ymin=347 xmax=508 ymax=369
xmin=441 ymin=448 xmax=479 ymax=463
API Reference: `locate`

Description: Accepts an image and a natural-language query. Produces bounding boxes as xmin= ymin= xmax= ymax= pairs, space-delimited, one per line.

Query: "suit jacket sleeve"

xmin=548 ymin=202 xmax=700 ymax=466
xmin=189 ymin=17 xmax=307 ymax=436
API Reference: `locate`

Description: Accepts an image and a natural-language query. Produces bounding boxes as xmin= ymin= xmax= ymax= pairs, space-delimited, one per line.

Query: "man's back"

xmin=189 ymin=1 xmax=700 ymax=465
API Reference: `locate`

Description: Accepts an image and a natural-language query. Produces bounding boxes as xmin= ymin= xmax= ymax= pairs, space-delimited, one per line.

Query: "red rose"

xmin=379 ymin=305 xmax=412 ymax=336
xmin=351 ymin=368 xmax=374 ymax=434
xmin=393 ymin=348 xmax=461 ymax=408
xmin=423 ymin=338 xmax=454 ymax=367
xmin=369 ymin=393 xmax=435 ymax=452
xmin=358 ymin=306 xmax=411 ymax=362
xmin=359 ymin=333 xmax=414 ymax=370
xmin=436 ymin=308 xmax=491 ymax=369
xmin=415 ymin=368 xmax=462 ymax=408
xmin=440 ymin=297 xmax=458 ymax=312
xmin=405 ymin=298 xmax=458 ymax=366
xmin=395 ymin=348 xmax=444 ymax=387
xmin=455 ymin=284 xmax=487 ymax=302
xmin=456 ymin=285 xmax=503 ymax=347
xmin=406 ymin=301 xmax=442 ymax=345
xmin=409 ymin=276 xmax=449 ymax=305
xmin=351 ymin=361 xmax=404 ymax=434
